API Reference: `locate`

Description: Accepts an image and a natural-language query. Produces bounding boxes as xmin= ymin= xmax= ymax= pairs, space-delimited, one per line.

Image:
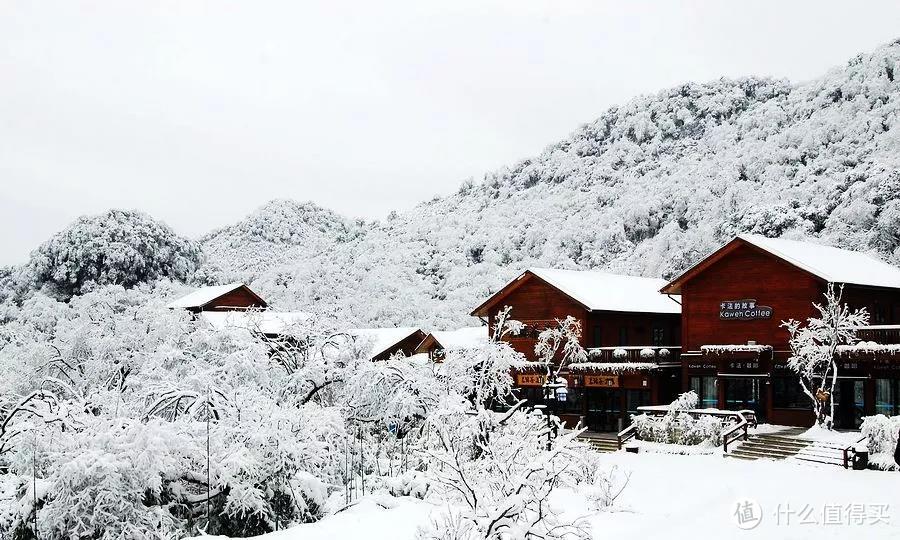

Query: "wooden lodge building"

xmin=471 ymin=268 xmax=682 ymax=432
xmin=662 ymin=234 xmax=900 ymax=428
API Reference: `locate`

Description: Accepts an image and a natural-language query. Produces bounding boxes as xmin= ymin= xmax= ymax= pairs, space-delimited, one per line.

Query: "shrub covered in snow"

xmin=631 ymin=392 xmax=724 ymax=446
xmin=860 ymin=414 xmax=900 ymax=470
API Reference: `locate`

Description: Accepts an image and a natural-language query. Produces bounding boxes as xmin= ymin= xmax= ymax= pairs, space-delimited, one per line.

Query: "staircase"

xmin=725 ymin=428 xmax=860 ymax=468
xmin=725 ymin=433 xmax=811 ymax=461
xmin=578 ymin=433 xmax=620 ymax=453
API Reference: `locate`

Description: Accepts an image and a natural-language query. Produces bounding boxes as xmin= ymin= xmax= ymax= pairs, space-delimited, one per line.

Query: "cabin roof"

xmin=167 ymin=282 xmax=267 ymax=310
xmin=415 ymin=326 xmax=488 ymax=354
xmin=200 ymin=311 xmax=311 ymax=335
xmin=662 ymin=234 xmax=900 ymax=294
xmin=471 ymin=268 xmax=680 ymax=317
xmin=350 ymin=327 xmax=425 ymax=359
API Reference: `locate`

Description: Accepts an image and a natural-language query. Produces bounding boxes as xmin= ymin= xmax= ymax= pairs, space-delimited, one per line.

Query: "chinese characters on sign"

xmin=719 ymin=299 xmax=773 ymax=321
xmin=516 ymin=374 xmax=545 ymax=387
xmin=584 ymin=375 xmax=619 ymax=388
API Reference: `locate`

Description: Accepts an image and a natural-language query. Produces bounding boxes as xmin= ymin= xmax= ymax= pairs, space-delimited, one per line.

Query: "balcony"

xmin=856 ymin=325 xmax=900 ymax=345
xmin=585 ymin=345 xmax=681 ymax=365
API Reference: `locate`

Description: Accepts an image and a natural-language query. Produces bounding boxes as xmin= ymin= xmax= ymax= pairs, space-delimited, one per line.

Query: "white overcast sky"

xmin=2 ymin=1 xmax=900 ymax=265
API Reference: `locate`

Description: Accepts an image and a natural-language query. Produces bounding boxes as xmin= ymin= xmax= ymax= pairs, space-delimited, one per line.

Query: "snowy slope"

xmin=9 ymin=41 xmax=900 ymax=329
xmin=191 ymin=452 xmax=900 ymax=540
xmin=216 ymin=40 xmax=900 ymax=328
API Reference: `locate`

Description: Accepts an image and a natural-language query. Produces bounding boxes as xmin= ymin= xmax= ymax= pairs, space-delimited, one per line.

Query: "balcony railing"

xmin=856 ymin=325 xmax=900 ymax=345
xmin=585 ymin=345 xmax=681 ymax=364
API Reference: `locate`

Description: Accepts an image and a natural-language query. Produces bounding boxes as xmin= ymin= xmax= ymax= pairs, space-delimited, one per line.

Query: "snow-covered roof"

xmin=423 ymin=327 xmax=488 ymax=351
xmin=200 ymin=311 xmax=312 ymax=335
xmin=167 ymin=283 xmax=260 ymax=309
xmin=525 ymin=268 xmax=680 ymax=314
xmin=350 ymin=327 xmax=424 ymax=359
xmin=738 ymin=234 xmax=900 ymax=289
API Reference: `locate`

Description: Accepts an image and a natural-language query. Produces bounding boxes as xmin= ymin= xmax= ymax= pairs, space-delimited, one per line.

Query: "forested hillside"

xmin=226 ymin=40 xmax=900 ymax=328
xmin=7 ymin=41 xmax=900 ymax=329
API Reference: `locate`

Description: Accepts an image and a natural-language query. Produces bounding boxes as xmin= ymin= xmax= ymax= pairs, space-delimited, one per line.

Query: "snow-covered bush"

xmin=668 ymin=390 xmax=699 ymax=412
xmin=860 ymin=414 xmax=900 ymax=470
xmin=632 ymin=392 xmax=724 ymax=446
xmin=639 ymin=348 xmax=655 ymax=359
xmin=613 ymin=348 xmax=627 ymax=360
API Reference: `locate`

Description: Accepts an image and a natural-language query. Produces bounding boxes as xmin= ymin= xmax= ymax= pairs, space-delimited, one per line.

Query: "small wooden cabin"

xmin=168 ymin=283 xmax=267 ymax=313
xmin=352 ymin=327 xmax=427 ymax=361
xmin=662 ymin=234 xmax=900 ymax=427
xmin=414 ymin=327 xmax=488 ymax=360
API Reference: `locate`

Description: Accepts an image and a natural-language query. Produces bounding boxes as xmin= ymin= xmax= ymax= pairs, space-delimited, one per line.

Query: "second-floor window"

xmin=652 ymin=326 xmax=666 ymax=346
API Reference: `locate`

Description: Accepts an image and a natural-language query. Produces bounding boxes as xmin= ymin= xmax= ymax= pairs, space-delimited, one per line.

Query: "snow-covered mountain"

xmin=9 ymin=40 xmax=900 ymax=329
xmin=214 ymin=41 xmax=900 ymax=328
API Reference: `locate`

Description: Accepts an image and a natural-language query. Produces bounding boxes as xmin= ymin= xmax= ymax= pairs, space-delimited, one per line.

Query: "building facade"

xmin=471 ymin=268 xmax=682 ymax=432
xmin=661 ymin=234 xmax=900 ymax=428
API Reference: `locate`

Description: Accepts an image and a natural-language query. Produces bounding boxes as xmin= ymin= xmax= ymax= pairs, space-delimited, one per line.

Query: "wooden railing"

xmin=586 ymin=346 xmax=681 ymax=364
xmin=722 ymin=410 xmax=752 ymax=453
xmin=856 ymin=326 xmax=900 ymax=344
xmin=616 ymin=424 xmax=637 ymax=449
xmin=842 ymin=435 xmax=868 ymax=469
xmin=616 ymin=406 xmax=756 ymax=450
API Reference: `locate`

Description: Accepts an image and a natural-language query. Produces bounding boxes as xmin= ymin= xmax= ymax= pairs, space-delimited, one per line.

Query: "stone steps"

xmin=578 ymin=437 xmax=619 ymax=453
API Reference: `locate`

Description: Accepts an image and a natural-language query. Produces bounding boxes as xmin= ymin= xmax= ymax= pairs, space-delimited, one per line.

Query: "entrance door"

xmin=833 ymin=380 xmax=865 ymax=429
xmin=723 ymin=378 xmax=765 ymax=422
xmin=585 ymin=389 xmax=622 ymax=432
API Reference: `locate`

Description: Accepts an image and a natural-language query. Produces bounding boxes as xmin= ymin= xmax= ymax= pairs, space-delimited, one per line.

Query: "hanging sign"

xmin=719 ymin=299 xmax=773 ymax=321
xmin=516 ymin=374 xmax=546 ymax=387
xmin=584 ymin=375 xmax=620 ymax=388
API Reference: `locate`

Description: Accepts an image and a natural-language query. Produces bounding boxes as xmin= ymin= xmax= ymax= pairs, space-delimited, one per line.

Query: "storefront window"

xmin=690 ymin=376 xmax=717 ymax=408
xmin=626 ymin=389 xmax=651 ymax=416
xmin=772 ymin=377 xmax=808 ymax=409
xmin=557 ymin=388 xmax=583 ymax=415
xmin=875 ymin=378 xmax=899 ymax=416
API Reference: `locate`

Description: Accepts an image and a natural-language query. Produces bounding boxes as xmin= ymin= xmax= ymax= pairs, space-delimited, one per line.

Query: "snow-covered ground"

xmin=194 ymin=451 xmax=898 ymax=540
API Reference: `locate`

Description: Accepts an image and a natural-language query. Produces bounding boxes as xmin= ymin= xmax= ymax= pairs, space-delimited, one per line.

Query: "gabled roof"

xmin=167 ymin=282 xmax=267 ymax=310
xmin=471 ymin=268 xmax=680 ymax=317
xmin=200 ymin=311 xmax=312 ymax=335
xmin=662 ymin=234 xmax=900 ymax=294
xmin=350 ymin=327 xmax=426 ymax=360
xmin=415 ymin=326 xmax=488 ymax=354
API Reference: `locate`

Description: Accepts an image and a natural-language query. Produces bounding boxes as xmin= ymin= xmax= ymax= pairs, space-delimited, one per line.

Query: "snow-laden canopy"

xmin=200 ymin=310 xmax=312 ymax=335
xmin=739 ymin=234 xmax=900 ymax=289
xmin=569 ymin=362 xmax=659 ymax=373
xmin=167 ymin=282 xmax=249 ymax=309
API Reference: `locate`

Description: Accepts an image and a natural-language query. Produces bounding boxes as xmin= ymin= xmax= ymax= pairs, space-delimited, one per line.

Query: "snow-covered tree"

xmin=20 ymin=210 xmax=201 ymax=300
xmin=782 ymin=284 xmax=869 ymax=428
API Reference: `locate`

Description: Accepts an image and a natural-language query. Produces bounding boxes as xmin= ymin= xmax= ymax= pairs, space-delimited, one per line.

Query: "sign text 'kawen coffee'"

xmin=719 ymin=299 xmax=773 ymax=321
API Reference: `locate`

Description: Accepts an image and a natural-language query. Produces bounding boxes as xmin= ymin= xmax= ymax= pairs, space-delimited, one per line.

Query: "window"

xmin=626 ymin=390 xmax=651 ymax=416
xmin=772 ymin=377 xmax=808 ymax=409
xmin=875 ymin=378 xmax=899 ymax=416
xmin=689 ymin=376 xmax=717 ymax=408
xmin=651 ymin=326 xmax=666 ymax=346
xmin=557 ymin=388 xmax=583 ymax=415
xmin=592 ymin=325 xmax=603 ymax=347
xmin=618 ymin=327 xmax=629 ymax=346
